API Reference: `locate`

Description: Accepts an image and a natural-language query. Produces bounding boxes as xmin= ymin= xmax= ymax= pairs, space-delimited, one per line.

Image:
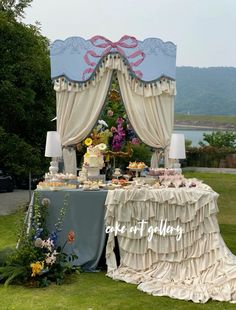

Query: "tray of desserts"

xmin=127 ymin=161 xmax=146 ymax=170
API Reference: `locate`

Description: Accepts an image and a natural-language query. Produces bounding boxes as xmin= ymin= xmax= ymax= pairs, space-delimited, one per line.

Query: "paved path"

xmin=0 ymin=190 xmax=30 ymax=215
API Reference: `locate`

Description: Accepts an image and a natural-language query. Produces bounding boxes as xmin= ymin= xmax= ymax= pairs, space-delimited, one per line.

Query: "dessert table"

xmin=33 ymin=182 xmax=236 ymax=303
xmin=105 ymin=185 xmax=236 ymax=303
xmin=36 ymin=190 xmax=107 ymax=271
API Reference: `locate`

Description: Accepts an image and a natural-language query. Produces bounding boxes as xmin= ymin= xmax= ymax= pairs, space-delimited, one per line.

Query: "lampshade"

xmin=169 ymin=133 xmax=186 ymax=159
xmin=45 ymin=131 xmax=62 ymax=157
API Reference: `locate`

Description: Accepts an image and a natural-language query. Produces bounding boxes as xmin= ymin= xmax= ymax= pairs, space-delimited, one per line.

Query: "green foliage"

xmin=175 ymin=67 xmax=236 ymax=115
xmin=100 ymin=80 xmax=126 ymax=129
xmin=0 ymin=193 xmax=78 ymax=287
xmin=0 ymin=0 xmax=32 ymax=18
xmin=0 ymin=247 xmax=15 ymax=266
xmin=0 ymin=10 xmax=55 ymax=177
xmin=175 ymin=114 xmax=236 ymax=125
xmin=185 ymin=139 xmax=192 ymax=148
xmin=0 ymin=126 xmax=41 ymax=175
xmin=186 ymin=131 xmax=236 ymax=167
xmin=199 ymin=131 xmax=236 ymax=148
xmin=113 ymin=143 xmax=152 ymax=171
xmin=0 ymin=264 xmax=28 ymax=285
xmin=186 ymin=146 xmax=235 ymax=167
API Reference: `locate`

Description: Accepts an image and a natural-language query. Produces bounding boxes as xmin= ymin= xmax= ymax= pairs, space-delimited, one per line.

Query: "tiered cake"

xmin=83 ymin=144 xmax=105 ymax=177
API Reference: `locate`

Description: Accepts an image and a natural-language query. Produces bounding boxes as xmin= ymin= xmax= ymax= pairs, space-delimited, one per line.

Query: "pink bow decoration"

xmin=83 ymin=35 xmax=145 ymax=80
xmin=90 ymin=35 xmax=138 ymax=57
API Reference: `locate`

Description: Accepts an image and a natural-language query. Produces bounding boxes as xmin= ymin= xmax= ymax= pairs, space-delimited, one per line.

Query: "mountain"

xmin=175 ymin=67 xmax=236 ymax=115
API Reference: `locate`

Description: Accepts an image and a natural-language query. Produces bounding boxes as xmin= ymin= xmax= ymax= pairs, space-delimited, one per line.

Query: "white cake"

xmin=83 ymin=145 xmax=104 ymax=168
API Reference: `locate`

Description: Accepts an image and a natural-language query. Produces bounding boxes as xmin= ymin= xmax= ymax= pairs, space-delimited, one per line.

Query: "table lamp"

xmin=169 ymin=133 xmax=186 ymax=172
xmin=45 ymin=131 xmax=62 ymax=176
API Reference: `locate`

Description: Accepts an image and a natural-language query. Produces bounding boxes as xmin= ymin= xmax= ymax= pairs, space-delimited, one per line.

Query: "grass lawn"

xmin=175 ymin=114 xmax=236 ymax=125
xmin=0 ymin=172 xmax=236 ymax=310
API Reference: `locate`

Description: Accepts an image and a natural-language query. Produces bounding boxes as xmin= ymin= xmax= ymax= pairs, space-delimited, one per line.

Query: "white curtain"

xmin=55 ymin=70 xmax=113 ymax=174
xmin=54 ymin=56 xmax=176 ymax=173
xmin=117 ymin=71 xmax=174 ymax=167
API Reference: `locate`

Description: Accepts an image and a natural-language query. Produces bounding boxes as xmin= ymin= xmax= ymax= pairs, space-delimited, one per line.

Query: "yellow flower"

xmin=30 ymin=261 xmax=44 ymax=277
xmin=84 ymin=152 xmax=89 ymax=157
xmin=84 ymin=138 xmax=93 ymax=146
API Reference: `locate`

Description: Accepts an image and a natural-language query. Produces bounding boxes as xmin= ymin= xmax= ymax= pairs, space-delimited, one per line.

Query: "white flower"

xmin=97 ymin=143 xmax=107 ymax=151
xmin=98 ymin=120 xmax=108 ymax=127
xmin=45 ymin=251 xmax=57 ymax=265
xmin=42 ymin=238 xmax=54 ymax=252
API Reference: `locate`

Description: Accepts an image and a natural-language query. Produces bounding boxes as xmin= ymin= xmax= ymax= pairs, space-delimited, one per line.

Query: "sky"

xmin=24 ymin=0 xmax=236 ymax=67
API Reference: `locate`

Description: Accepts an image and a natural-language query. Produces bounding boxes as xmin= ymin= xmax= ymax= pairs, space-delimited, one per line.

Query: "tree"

xmin=199 ymin=131 xmax=236 ymax=148
xmin=0 ymin=126 xmax=41 ymax=176
xmin=0 ymin=0 xmax=32 ymax=18
xmin=0 ymin=7 xmax=55 ymax=177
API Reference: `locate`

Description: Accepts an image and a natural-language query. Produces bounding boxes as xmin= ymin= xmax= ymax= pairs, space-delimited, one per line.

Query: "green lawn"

xmin=175 ymin=114 xmax=236 ymax=125
xmin=0 ymin=172 xmax=236 ymax=310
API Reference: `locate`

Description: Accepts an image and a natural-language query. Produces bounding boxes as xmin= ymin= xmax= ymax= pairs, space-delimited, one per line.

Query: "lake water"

xmin=174 ymin=128 xmax=212 ymax=146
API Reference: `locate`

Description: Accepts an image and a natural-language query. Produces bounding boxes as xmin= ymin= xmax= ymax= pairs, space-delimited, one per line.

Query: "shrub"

xmin=186 ymin=146 xmax=235 ymax=167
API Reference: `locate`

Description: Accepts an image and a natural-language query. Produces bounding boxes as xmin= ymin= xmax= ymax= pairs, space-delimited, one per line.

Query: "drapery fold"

xmin=118 ymin=72 xmax=174 ymax=164
xmin=55 ymin=70 xmax=113 ymax=174
xmin=104 ymin=186 xmax=236 ymax=303
xmin=54 ymin=55 xmax=176 ymax=173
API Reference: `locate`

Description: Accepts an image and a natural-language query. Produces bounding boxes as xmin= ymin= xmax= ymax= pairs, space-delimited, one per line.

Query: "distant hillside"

xmin=175 ymin=67 xmax=236 ymax=115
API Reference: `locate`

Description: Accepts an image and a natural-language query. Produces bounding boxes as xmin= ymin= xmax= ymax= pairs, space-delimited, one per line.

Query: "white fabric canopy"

xmin=54 ymin=55 xmax=176 ymax=173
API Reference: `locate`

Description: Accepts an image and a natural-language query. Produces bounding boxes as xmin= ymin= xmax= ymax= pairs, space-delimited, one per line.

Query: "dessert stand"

xmin=112 ymin=168 xmax=122 ymax=179
xmin=127 ymin=167 xmax=144 ymax=178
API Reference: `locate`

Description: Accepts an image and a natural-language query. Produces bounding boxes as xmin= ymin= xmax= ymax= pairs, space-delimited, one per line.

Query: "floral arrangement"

xmin=76 ymin=82 xmax=152 ymax=168
xmin=0 ymin=193 xmax=78 ymax=287
xmin=86 ymin=121 xmax=112 ymax=148
xmin=111 ymin=117 xmax=126 ymax=151
xmin=84 ymin=137 xmax=107 ymax=152
xmin=79 ymin=117 xmax=139 ymax=153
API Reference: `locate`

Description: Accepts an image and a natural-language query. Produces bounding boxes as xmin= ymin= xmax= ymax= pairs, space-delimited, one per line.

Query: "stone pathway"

xmin=0 ymin=190 xmax=30 ymax=215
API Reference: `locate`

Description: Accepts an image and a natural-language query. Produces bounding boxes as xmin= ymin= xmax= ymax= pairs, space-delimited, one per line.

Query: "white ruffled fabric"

xmin=105 ymin=186 xmax=236 ymax=303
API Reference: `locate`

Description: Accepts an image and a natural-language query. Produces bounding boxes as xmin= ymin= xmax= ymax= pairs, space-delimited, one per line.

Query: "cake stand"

xmin=113 ymin=168 xmax=122 ymax=179
xmin=84 ymin=166 xmax=101 ymax=177
xmin=112 ymin=173 xmax=122 ymax=179
xmin=127 ymin=167 xmax=144 ymax=178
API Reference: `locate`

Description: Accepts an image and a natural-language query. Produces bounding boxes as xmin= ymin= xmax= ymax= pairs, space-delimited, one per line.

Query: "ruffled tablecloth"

xmin=104 ymin=185 xmax=236 ymax=303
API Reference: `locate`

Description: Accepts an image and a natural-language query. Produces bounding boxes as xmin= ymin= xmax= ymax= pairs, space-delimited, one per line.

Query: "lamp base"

xmin=172 ymin=162 xmax=181 ymax=169
xmin=170 ymin=160 xmax=182 ymax=174
xmin=49 ymin=160 xmax=59 ymax=176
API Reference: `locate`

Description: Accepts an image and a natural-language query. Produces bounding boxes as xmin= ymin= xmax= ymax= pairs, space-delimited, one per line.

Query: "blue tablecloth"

xmin=37 ymin=190 xmax=107 ymax=271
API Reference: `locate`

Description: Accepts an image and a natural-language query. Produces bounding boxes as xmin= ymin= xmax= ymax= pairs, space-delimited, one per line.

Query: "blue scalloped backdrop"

xmin=50 ymin=35 xmax=176 ymax=82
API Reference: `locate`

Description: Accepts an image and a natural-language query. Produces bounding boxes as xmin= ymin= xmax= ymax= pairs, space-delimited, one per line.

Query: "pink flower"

xmin=111 ymin=126 xmax=117 ymax=133
xmin=131 ymin=138 xmax=140 ymax=145
xmin=116 ymin=117 xmax=124 ymax=124
xmin=107 ymin=109 xmax=114 ymax=117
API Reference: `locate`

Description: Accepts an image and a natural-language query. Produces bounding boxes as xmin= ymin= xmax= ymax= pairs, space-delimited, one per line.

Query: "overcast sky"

xmin=24 ymin=0 xmax=236 ymax=67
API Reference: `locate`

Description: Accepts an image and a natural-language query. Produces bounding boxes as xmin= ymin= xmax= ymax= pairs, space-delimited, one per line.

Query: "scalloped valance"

xmin=53 ymin=55 xmax=176 ymax=97
xmin=50 ymin=35 xmax=176 ymax=83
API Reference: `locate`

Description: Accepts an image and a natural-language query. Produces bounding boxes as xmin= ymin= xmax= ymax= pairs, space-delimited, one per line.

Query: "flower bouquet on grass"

xmin=0 ymin=193 xmax=79 ymax=287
